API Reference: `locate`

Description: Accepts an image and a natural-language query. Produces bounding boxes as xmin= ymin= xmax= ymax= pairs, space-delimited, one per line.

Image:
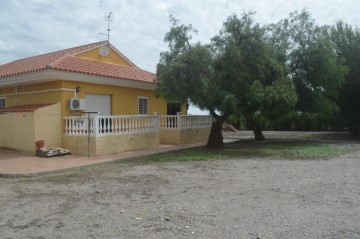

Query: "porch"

xmin=63 ymin=113 xmax=212 ymax=155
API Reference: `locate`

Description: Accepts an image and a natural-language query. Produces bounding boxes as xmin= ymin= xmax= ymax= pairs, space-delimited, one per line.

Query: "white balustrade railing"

xmin=159 ymin=113 xmax=212 ymax=129
xmin=64 ymin=114 xmax=159 ymax=136
xmin=64 ymin=116 xmax=92 ymax=135
xmin=64 ymin=113 xmax=212 ymax=136
xmin=180 ymin=115 xmax=213 ymax=129
xmin=159 ymin=115 xmax=178 ymax=129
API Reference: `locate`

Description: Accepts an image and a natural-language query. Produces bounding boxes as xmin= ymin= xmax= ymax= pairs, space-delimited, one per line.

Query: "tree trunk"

xmin=253 ymin=124 xmax=265 ymax=141
xmin=206 ymin=119 xmax=225 ymax=148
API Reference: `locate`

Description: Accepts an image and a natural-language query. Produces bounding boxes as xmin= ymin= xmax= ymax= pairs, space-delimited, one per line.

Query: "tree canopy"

xmin=157 ymin=13 xmax=297 ymax=146
xmin=157 ymin=10 xmax=359 ymax=146
xmin=331 ymin=22 xmax=360 ymax=134
xmin=269 ymin=10 xmax=348 ymax=128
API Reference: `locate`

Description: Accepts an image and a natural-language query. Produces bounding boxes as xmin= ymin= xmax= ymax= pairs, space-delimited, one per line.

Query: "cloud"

xmin=0 ymin=0 xmax=359 ymax=72
xmin=0 ymin=41 xmax=15 ymax=51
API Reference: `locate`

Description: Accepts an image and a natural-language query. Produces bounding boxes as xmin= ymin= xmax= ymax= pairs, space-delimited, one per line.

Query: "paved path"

xmin=0 ymin=142 xmax=208 ymax=177
xmin=3 ymin=129 xmax=322 ymax=177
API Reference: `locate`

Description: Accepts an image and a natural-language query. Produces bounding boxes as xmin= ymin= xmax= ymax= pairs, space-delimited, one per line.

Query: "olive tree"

xmin=157 ymin=13 xmax=297 ymax=146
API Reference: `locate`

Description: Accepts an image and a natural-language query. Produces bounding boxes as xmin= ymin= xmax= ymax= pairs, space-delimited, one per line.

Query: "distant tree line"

xmin=156 ymin=10 xmax=360 ymax=148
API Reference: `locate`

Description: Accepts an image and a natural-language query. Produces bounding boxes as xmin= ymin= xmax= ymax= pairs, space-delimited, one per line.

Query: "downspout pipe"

xmin=0 ymin=88 xmax=77 ymax=98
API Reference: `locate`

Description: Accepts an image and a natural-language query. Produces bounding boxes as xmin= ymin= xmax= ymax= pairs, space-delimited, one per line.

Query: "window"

xmin=0 ymin=97 xmax=5 ymax=109
xmin=138 ymin=97 xmax=148 ymax=115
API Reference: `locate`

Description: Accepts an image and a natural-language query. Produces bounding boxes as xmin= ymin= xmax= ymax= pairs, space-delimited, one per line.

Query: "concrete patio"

xmin=0 ymin=142 xmax=209 ymax=177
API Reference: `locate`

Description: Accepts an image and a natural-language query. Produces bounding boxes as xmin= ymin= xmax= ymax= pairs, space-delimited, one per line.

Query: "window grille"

xmin=0 ymin=97 xmax=5 ymax=109
xmin=138 ymin=97 xmax=148 ymax=115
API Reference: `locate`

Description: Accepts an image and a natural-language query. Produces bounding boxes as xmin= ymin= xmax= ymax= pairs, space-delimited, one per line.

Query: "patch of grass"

xmin=138 ymin=142 xmax=350 ymax=163
xmin=264 ymin=143 xmax=347 ymax=159
xmin=139 ymin=149 xmax=236 ymax=162
xmin=299 ymin=134 xmax=314 ymax=139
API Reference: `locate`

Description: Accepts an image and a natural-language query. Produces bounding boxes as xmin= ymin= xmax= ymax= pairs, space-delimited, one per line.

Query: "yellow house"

xmin=0 ymin=41 xmax=211 ymax=155
xmin=0 ymin=41 xmax=186 ymax=117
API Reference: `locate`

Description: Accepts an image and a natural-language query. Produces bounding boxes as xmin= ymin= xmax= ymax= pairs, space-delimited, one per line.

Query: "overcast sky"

xmin=1 ymin=0 xmax=359 ymax=72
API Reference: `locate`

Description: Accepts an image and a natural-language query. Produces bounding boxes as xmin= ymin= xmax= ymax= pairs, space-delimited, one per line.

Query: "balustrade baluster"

xmin=65 ymin=119 xmax=69 ymax=134
xmin=121 ymin=118 xmax=124 ymax=133
xmin=131 ymin=117 xmax=134 ymax=133
xmin=99 ymin=118 xmax=103 ymax=134
xmin=89 ymin=117 xmax=93 ymax=135
xmin=135 ymin=117 xmax=138 ymax=132
xmin=72 ymin=119 xmax=76 ymax=134
xmin=114 ymin=118 xmax=118 ymax=134
xmin=124 ymin=117 xmax=127 ymax=133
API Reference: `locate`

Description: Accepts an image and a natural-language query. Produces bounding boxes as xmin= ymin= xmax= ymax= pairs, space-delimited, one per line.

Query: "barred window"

xmin=138 ymin=97 xmax=148 ymax=115
xmin=0 ymin=97 xmax=5 ymax=109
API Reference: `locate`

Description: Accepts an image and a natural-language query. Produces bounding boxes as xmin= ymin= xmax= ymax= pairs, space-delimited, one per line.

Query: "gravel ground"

xmin=0 ymin=132 xmax=360 ymax=239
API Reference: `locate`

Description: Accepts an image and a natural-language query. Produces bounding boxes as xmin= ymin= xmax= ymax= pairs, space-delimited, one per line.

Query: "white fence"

xmin=64 ymin=115 xmax=159 ymax=136
xmin=159 ymin=114 xmax=212 ymax=129
xmin=64 ymin=113 xmax=212 ymax=136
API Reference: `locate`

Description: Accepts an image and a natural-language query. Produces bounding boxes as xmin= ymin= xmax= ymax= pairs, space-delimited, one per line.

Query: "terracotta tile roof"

xmin=0 ymin=41 xmax=106 ymax=77
xmin=50 ymin=56 xmax=156 ymax=83
xmin=0 ymin=41 xmax=156 ymax=84
xmin=0 ymin=104 xmax=54 ymax=113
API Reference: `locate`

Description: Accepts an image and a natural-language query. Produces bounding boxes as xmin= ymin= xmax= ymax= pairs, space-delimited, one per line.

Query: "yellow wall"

xmin=61 ymin=81 xmax=174 ymax=116
xmin=0 ymin=80 xmax=186 ymax=117
xmin=35 ymin=103 xmax=62 ymax=148
xmin=0 ymin=103 xmax=62 ymax=153
xmin=76 ymin=47 xmax=132 ymax=66
xmin=0 ymin=85 xmax=62 ymax=152
xmin=63 ymin=132 xmax=159 ymax=155
xmin=0 ymin=112 xmax=35 ymax=152
xmin=160 ymin=128 xmax=210 ymax=144
xmin=1 ymin=81 xmax=63 ymax=107
xmin=180 ymin=104 xmax=187 ymax=115
xmin=0 ymin=87 xmax=15 ymax=95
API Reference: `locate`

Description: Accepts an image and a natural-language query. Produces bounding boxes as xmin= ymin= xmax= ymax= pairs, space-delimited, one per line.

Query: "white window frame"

xmin=0 ymin=97 xmax=6 ymax=109
xmin=138 ymin=96 xmax=148 ymax=115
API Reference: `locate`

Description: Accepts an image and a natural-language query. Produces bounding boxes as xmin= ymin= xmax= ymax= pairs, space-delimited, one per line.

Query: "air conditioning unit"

xmin=68 ymin=98 xmax=85 ymax=111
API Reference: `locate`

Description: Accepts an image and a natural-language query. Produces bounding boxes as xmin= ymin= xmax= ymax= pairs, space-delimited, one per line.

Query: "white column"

xmin=177 ymin=112 xmax=182 ymax=129
xmin=154 ymin=112 xmax=160 ymax=130
xmin=94 ymin=115 xmax=100 ymax=136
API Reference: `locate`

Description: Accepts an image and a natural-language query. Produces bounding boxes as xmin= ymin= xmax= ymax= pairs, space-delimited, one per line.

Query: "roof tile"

xmin=0 ymin=41 xmax=156 ymax=85
xmin=51 ymin=56 xmax=156 ymax=83
xmin=0 ymin=41 xmax=107 ymax=77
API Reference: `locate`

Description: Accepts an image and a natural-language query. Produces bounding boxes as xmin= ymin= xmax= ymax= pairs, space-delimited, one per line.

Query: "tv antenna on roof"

xmin=99 ymin=12 xmax=114 ymax=42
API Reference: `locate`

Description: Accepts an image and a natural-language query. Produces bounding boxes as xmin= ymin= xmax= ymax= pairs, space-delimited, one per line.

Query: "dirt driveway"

xmin=1 ymin=132 xmax=360 ymax=239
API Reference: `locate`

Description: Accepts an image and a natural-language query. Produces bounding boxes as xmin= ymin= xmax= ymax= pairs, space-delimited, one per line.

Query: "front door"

xmin=167 ymin=102 xmax=180 ymax=115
